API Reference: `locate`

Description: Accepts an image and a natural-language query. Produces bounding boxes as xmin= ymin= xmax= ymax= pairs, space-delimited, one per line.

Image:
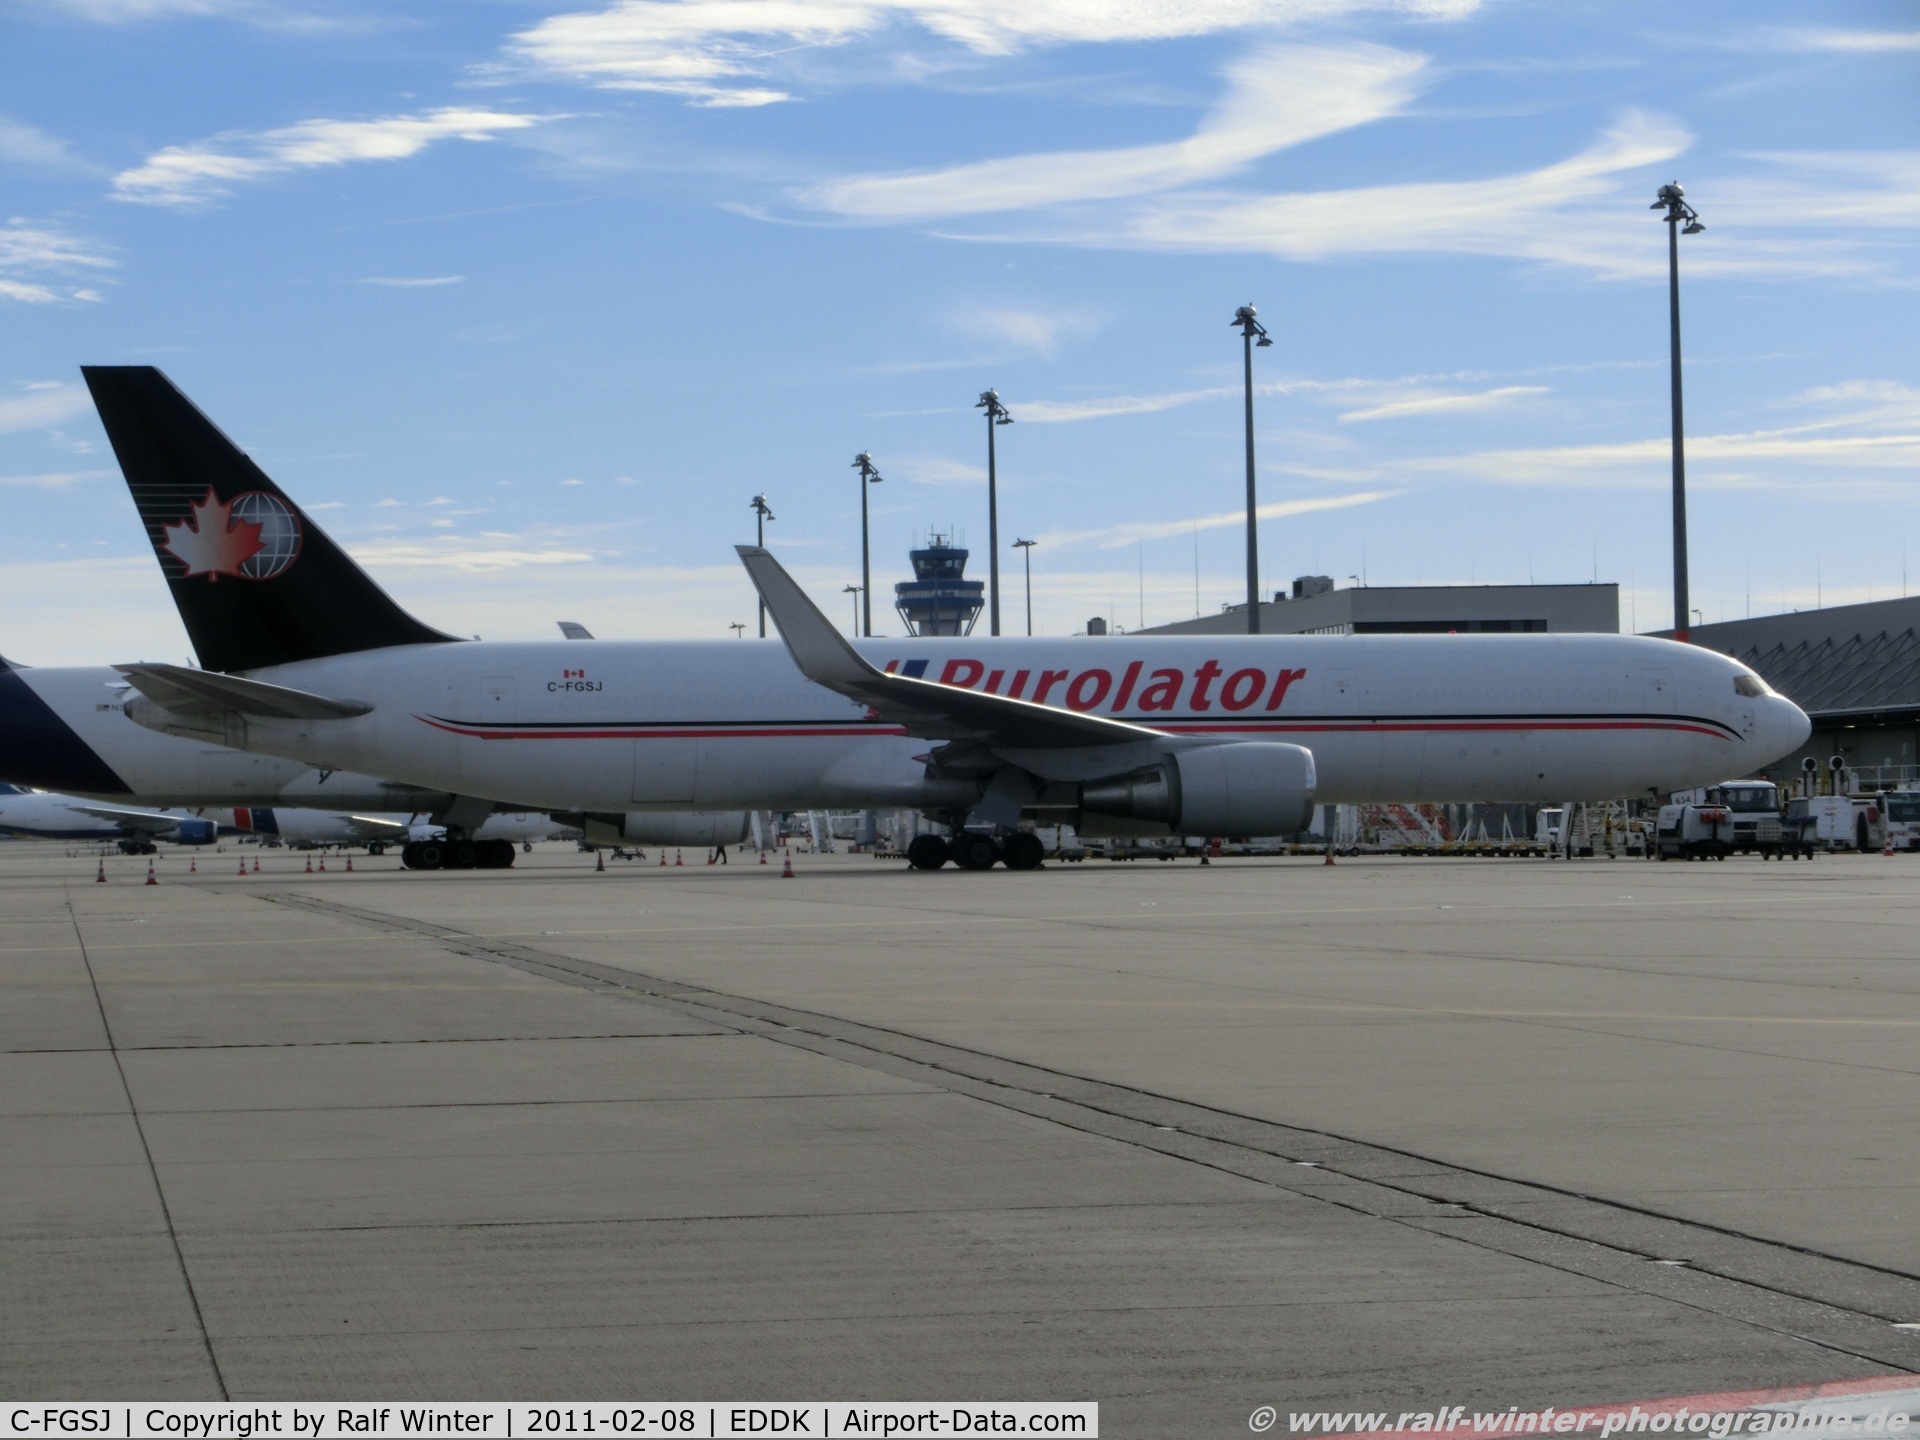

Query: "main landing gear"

xmin=401 ymin=838 xmax=516 ymax=871
xmin=906 ymin=832 xmax=1045 ymax=872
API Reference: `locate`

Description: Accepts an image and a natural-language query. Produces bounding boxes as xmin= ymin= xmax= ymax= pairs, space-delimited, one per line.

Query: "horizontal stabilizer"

xmin=115 ymin=663 xmax=373 ymax=720
xmin=735 ymin=545 xmax=1165 ymax=750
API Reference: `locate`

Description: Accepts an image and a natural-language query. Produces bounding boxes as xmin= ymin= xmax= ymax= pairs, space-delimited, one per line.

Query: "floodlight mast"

xmin=976 ymin=389 xmax=1013 ymax=636
xmin=1652 ymin=182 xmax=1705 ymax=642
xmin=749 ymin=494 xmax=775 ymax=637
xmin=842 ymin=583 xmax=862 ymax=636
xmin=852 ymin=452 xmax=883 ymax=637
xmin=1013 ymin=537 xmax=1036 ymax=637
xmin=1232 ymin=304 xmax=1273 ymax=636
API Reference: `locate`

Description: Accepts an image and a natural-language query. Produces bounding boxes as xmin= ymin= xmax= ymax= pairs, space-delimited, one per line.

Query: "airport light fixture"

xmin=843 ymin=583 xmax=862 ymax=637
xmin=1013 ymin=537 xmax=1036 ymax=637
xmin=750 ymin=494 xmax=775 ymax=637
xmin=729 ymin=622 xmax=746 ymax=639
xmin=1231 ymin=304 xmax=1273 ymax=636
xmin=1652 ymin=182 xmax=1705 ymax=641
xmin=852 ymin=452 xmax=883 ymax=637
xmin=976 ymin=389 xmax=1014 ymax=636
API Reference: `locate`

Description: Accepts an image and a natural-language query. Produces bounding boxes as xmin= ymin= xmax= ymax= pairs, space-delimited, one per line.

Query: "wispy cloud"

xmin=804 ymin=43 xmax=1428 ymax=218
xmin=0 ymin=469 xmax=112 ymax=488
xmin=1412 ymin=380 xmax=1920 ymax=489
xmin=349 ymin=542 xmax=597 ymax=572
xmin=1037 ymin=489 xmax=1400 ymax=550
xmin=507 ymin=0 xmax=1476 ymax=107
xmin=1765 ymin=28 xmax=1920 ymax=53
xmin=950 ymin=306 xmax=1100 ymax=357
xmin=0 ymin=384 xmax=93 ymax=433
xmin=358 ymin=274 xmax=466 ymax=287
xmin=113 ymin=107 xmax=555 ymax=208
xmin=1018 ymin=385 xmax=1234 ymax=424
xmin=0 ymin=117 xmax=99 ymax=174
xmin=0 ymin=220 xmax=114 ymax=304
xmin=893 ymin=454 xmax=986 ymax=486
xmin=1338 ymin=384 xmax=1547 ymax=423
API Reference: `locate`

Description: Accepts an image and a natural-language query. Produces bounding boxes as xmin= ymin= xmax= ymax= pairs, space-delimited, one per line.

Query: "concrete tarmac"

xmin=5 ymin=841 xmax=1920 ymax=1430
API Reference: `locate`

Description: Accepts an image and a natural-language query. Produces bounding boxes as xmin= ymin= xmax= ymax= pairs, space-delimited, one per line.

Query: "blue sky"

xmin=2 ymin=0 xmax=1917 ymax=662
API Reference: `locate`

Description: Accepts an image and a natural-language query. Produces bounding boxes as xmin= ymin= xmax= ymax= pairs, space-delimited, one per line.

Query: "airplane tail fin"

xmin=82 ymin=366 xmax=457 ymax=673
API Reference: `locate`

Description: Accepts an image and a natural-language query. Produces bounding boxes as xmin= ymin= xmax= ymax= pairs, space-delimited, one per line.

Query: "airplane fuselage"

xmin=163 ymin=632 xmax=1808 ymax=814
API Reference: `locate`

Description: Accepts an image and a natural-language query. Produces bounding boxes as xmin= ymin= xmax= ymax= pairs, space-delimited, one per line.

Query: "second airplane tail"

xmin=83 ymin=366 xmax=457 ymax=673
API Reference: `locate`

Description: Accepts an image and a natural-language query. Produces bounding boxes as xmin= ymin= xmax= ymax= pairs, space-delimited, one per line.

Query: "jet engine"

xmin=1080 ymin=742 xmax=1315 ymax=837
xmin=172 ymin=817 xmax=218 ymax=845
xmin=570 ymin=811 xmax=751 ymax=847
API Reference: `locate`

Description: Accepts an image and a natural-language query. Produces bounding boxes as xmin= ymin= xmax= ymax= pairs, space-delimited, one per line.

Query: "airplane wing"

xmin=735 ymin=545 xmax=1166 ymax=750
xmin=114 ymin=663 xmax=373 ymax=720
xmin=64 ymin=803 xmax=185 ymax=835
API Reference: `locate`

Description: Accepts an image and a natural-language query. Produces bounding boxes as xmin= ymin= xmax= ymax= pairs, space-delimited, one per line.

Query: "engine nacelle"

xmin=172 ymin=817 xmax=218 ymax=845
xmin=1081 ymin=742 xmax=1315 ymax=837
xmin=570 ymin=811 xmax=751 ymax=847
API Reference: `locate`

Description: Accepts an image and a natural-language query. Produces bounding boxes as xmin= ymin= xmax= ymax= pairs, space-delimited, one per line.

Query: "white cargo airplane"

xmin=87 ymin=367 xmax=1810 ymax=871
xmin=0 ymin=783 xmax=220 ymax=852
xmin=0 ymin=653 xmax=747 ymax=868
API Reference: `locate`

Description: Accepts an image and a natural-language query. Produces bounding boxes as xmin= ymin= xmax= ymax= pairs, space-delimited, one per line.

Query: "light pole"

xmin=749 ymin=493 xmax=775 ymax=636
xmin=729 ymin=622 xmax=745 ymax=639
xmin=975 ymin=389 xmax=1013 ymax=636
xmin=1013 ymin=537 xmax=1036 ymax=636
xmin=842 ymin=584 xmax=862 ymax=636
xmin=1231 ymin=304 xmax=1273 ymax=635
xmin=852 ymin=452 xmax=883 ymax=637
xmin=1652 ymin=182 xmax=1704 ymax=642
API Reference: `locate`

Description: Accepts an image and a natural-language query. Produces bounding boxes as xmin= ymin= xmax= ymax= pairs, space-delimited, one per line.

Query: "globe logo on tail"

xmin=160 ymin=488 xmax=302 ymax=582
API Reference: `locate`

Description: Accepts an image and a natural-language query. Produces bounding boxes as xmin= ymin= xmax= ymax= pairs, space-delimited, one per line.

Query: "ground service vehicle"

xmin=1882 ymin=791 xmax=1920 ymax=851
xmin=1656 ymin=781 xmax=1799 ymax=860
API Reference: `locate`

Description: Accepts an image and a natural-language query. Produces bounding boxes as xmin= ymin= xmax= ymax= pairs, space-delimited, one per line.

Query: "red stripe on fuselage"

xmin=415 ymin=716 xmax=909 ymax=741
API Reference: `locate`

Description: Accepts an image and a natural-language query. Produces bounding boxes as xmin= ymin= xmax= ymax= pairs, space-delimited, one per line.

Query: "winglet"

xmin=735 ymin=545 xmax=885 ymax=694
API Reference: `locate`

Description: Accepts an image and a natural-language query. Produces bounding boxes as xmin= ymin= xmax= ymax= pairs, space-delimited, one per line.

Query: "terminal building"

xmin=1142 ymin=578 xmax=1619 ymax=636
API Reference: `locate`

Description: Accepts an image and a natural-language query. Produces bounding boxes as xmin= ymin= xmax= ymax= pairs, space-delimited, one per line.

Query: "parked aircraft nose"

xmin=1757 ymin=693 xmax=1811 ymax=766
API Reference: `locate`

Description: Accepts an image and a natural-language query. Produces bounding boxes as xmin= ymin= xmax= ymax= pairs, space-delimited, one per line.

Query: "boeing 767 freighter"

xmin=83 ymin=366 xmax=1808 ymax=870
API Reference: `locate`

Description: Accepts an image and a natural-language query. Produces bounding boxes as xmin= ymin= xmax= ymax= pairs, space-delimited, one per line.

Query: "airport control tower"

xmin=894 ymin=533 xmax=985 ymax=636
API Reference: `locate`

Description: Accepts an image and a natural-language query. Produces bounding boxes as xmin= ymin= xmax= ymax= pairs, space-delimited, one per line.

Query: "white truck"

xmin=1656 ymin=781 xmax=1803 ymax=860
xmin=1883 ymin=791 xmax=1920 ymax=852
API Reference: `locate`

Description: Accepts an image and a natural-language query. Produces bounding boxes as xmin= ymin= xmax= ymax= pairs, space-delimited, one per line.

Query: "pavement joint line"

xmin=260 ymin=887 xmax=1920 ymax=1373
xmin=62 ymin=886 xmax=230 ymax=1400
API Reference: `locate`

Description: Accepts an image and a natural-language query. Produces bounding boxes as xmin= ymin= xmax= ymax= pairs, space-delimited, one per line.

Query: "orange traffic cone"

xmin=252 ymin=857 xmax=260 ymax=873
xmin=658 ymin=850 xmax=667 ymax=867
xmin=781 ymin=853 xmax=794 ymax=877
xmin=145 ymin=860 xmax=157 ymax=885
xmin=189 ymin=856 xmax=197 ymax=873
xmin=345 ymin=855 xmax=354 ymax=872
xmin=596 ymin=851 xmax=606 ymax=873
xmin=304 ymin=857 xmax=313 ymax=873
xmin=95 ymin=858 xmax=106 ymax=883
xmin=318 ymin=857 xmax=327 ymax=872
xmin=1885 ymin=831 xmax=1895 ymax=857
xmin=238 ymin=858 xmax=247 ymax=876
xmin=707 ymin=849 xmax=717 ymax=865
xmin=758 ymin=849 xmax=767 ymax=865
xmin=675 ymin=849 xmax=683 ymax=866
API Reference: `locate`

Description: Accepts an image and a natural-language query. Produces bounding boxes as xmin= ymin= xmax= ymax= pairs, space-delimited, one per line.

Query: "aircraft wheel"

xmin=368 ymin=842 xmax=385 ymax=857
xmin=449 ymin=842 xmax=479 ymax=870
xmin=953 ymin=834 xmax=1001 ymax=871
xmin=1001 ymin=832 xmax=1045 ymax=871
xmin=407 ymin=841 xmax=445 ymax=871
xmin=906 ymin=835 xmax=949 ymax=871
xmin=522 ymin=841 xmax=533 ymax=853
xmin=481 ymin=840 xmax=516 ymax=869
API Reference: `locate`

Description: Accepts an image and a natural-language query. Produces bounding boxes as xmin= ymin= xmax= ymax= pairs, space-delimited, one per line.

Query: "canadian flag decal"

xmin=563 ymin=669 xmax=586 ymax=679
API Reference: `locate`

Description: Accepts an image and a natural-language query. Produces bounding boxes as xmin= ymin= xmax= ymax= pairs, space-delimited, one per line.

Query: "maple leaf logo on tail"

xmin=161 ymin=489 xmax=263 ymax=582
xmin=159 ymin=489 xmax=300 ymax=582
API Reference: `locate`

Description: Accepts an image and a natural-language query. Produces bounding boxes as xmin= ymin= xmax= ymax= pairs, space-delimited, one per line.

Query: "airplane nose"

xmin=1763 ymin=695 xmax=1811 ymax=763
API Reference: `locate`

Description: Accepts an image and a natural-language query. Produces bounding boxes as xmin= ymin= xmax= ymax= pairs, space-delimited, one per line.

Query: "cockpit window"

xmin=1733 ymin=673 xmax=1770 ymax=698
